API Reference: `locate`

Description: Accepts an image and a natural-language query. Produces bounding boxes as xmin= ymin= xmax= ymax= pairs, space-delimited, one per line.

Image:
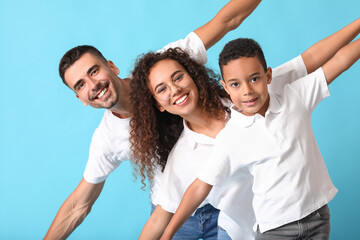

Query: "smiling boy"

xmin=161 ymin=22 xmax=360 ymax=239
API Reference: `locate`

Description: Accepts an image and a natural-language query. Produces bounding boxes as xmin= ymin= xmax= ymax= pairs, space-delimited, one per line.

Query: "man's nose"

xmin=89 ymin=78 xmax=101 ymax=92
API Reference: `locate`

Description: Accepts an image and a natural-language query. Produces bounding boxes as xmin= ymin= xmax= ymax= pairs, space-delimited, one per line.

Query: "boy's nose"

xmin=243 ymin=83 xmax=254 ymax=95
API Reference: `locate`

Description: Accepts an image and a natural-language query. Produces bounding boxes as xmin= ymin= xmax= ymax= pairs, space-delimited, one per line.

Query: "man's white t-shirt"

xmin=83 ymin=32 xmax=207 ymax=204
xmin=157 ymin=56 xmax=308 ymax=239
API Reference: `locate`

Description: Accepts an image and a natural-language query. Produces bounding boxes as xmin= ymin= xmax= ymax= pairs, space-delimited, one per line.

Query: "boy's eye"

xmin=230 ymin=82 xmax=240 ymax=87
xmin=250 ymin=77 xmax=259 ymax=83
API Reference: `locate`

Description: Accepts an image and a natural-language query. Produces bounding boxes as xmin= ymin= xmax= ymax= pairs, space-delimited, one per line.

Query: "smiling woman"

xmin=129 ymin=48 xmax=229 ymax=187
xmin=129 ymin=47 xmax=231 ymax=238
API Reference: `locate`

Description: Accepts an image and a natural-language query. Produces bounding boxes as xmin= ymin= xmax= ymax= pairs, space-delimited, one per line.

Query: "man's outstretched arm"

xmin=194 ymin=0 xmax=261 ymax=50
xmin=44 ymin=178 xmax=104 ymax=240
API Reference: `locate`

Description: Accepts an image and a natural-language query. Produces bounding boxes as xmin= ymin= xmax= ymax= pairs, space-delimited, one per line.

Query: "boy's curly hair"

xmin=130 ymin=48 xmax=229 ymax=188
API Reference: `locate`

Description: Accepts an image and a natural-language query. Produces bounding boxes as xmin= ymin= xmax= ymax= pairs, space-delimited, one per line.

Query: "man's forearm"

xmin=195 ymin=0 xmax=261 ymax=50
xmin=44 ymin=179 xmax=104 ymax=240
xmin=44 ymin=198 xmax=90 ymax=240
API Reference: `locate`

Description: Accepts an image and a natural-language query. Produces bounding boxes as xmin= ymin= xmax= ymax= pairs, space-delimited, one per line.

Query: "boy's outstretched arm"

xmin=302 ymin=18 xmax=360 ymax=74
xmin=322 ymin=38 xmax=360 ymax=85
xmin=138 ymin=205 xmax=173 ymax=240
xmin=160 ymin=179 xmax=213 ymax=240
xmin=194 ymin=0 xmax=261 ymax=50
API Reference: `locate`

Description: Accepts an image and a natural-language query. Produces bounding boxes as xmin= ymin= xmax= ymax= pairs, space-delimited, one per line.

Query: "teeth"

xmin=175 ymin=94 xmax=188 ymax=105
xmin=244 ymin=98 xmax=256 ymax=103
xmin=97 ymin=88 xmax=107 ymax=99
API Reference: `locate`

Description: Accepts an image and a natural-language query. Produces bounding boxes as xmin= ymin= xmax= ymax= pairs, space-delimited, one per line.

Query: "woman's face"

xmin=147 ymin=59 xmax=200 ymax=118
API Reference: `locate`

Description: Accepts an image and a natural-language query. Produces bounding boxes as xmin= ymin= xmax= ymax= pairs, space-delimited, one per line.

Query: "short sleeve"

xmin=289 ymin=67 xmax=330 ymax=112
xmin=269 ymin=55 xmax=307 ymax=94
xmin=156 ymin=159 xmax=188 ymax=213
xmin=157 ymin=32 xmax=207 ymax=65
xmin=83 ymin=127 xmax=129 ymax=184
xmin=198 ymin=142 xmax=231 ymax=186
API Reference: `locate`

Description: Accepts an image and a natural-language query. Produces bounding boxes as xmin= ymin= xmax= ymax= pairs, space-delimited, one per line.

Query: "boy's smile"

xmin=221 ymin=57 xmax=272 ymax=117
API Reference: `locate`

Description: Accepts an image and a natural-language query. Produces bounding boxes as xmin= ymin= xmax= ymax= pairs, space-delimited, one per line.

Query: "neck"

xmin=184 ymin=108 xmax=225 ymax=138
xmin=111 ymin=77 xmax=133 ymax=119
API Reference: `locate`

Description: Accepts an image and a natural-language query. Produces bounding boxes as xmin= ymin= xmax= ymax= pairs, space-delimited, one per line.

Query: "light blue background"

xmin=0 ymin=0 xmax=359 ymax=239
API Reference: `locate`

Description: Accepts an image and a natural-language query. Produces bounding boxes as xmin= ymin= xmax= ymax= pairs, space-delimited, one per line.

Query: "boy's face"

xmin=221 ymin=57 xmax=272 ymax=117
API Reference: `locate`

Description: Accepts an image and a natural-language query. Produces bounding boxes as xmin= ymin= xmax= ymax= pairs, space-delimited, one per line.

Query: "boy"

xmin=160 ymin=28 xmax=360 ymax=239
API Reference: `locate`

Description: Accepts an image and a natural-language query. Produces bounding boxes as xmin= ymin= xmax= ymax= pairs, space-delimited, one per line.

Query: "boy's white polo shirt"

xmin=82 ymin=31 xmax=207 ymax=204
xmin=199 ymin=68 xmax=338 ymax=233
xmin=157 ymin=56 xmax=308 ymax=239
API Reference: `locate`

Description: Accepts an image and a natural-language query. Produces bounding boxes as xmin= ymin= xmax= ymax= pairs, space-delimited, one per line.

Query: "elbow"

xmin=224 ymin=15 xmax=245 ymax=32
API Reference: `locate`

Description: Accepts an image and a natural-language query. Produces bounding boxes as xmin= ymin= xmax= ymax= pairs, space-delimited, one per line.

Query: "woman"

xmin=130 ymin=48 xmax=239 ymax=240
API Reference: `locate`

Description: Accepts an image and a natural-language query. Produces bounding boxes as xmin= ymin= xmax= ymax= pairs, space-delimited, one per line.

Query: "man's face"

xmin=64 ymin=52 xmax=121 ymax=109
xmin=221 ymin=57 xmax=272 ymax=117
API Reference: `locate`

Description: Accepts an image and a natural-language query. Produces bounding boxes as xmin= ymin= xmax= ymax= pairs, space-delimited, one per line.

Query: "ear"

xmin=265 ymin=67 xmax=272 ymax=84
xmin=107 ymin=60 xmax=120 ymax=75
xmin=220 ymin=80 xmax=230 ymax=95
xmin=155 ymin=101 xmax=165 ymax=112
xmin=76 ymin=93 xmax=88 ymax=107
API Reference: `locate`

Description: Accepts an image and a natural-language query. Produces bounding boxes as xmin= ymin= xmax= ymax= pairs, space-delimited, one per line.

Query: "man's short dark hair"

xmin=219 ymin=38 xmax=267 ymax=76
xmin=59 ymin=45 xmax=107 ymax=87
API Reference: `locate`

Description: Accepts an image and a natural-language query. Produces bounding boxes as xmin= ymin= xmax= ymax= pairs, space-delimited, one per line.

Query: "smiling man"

xmin=44 ymin=1 xmax=262 ymax=239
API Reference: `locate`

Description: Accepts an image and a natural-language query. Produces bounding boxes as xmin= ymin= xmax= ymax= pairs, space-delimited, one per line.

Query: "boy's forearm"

xmin=323 ymin=38 xmax=360 ymax=85
xmin=302 ymin=18 xmax=360 ymax=74
xmin=160 ymin=179 xmax=213 ymax=240
xmin=138 ymin=205 xmax=173 ymax=240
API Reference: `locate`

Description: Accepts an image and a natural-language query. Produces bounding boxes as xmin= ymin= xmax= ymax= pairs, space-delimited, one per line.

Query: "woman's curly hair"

xmin=129 ymin=48 xmax=230 ymax=188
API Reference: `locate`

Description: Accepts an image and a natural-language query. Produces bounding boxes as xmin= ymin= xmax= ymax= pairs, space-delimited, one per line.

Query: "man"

xmin=44 ymin=1 xmax=262 ymax=239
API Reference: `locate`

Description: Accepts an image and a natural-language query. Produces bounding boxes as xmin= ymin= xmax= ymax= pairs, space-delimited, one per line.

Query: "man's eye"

xmin=78 ymin=82 xmax=85 ymax=90
xmin=91 ymin=69 xmax=99 ymax=76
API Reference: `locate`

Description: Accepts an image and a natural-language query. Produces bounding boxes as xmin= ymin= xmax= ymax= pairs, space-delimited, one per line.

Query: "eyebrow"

xmin=73 ymin=64 xmax=99 ymax=90
xmin=226 ymin=72 xmax=260 ymax=83
xmin=154 ymin=70 xmax=182 ymax=92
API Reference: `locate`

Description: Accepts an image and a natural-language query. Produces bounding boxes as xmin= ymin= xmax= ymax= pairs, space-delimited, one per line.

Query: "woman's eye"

xmin=157 ymin=86 xmax=168 ymax=94
xmin=174 ymin=73 xmax=184 ymax=82
xmin=231 ymin=82 xmax=239 ymax=87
